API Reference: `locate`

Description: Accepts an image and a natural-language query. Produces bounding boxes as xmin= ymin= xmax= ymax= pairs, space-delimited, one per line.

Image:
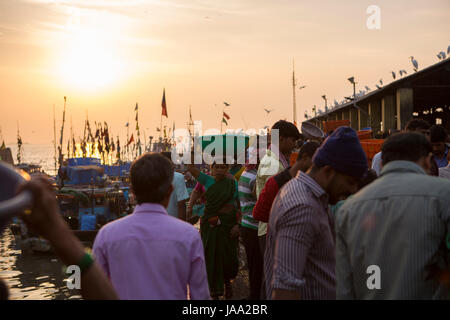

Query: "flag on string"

xmin=222 ymin=118 xmax=228 ymax=126
xmin=161 ymin=89 xmax=168 ymax=117
xmin=223 ymin=112 xmax=230 ymax=120
xmin=135 ymin=103 xmax=138 ymax=111
xmin=125 ymin=122 xmax=129 ymax=127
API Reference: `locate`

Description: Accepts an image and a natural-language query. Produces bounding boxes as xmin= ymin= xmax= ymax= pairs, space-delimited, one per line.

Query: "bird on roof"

xmin=365 ymin=86 xmax=370 ymax=91
xmin=391 ymin=71 xmax=396 ymax=79
xmin=224 ymin=102 xmax=230 ymax=106
xmin=334 ymin=99 xmax=339 ymax=106
xmin=410 ymin=56 xmax=418 ymax=72
xmin=379 ymin=79 xmax=383 ymax=85
xmin=375 ymin=84 xmax=381 ymax=89
xmin=264 ymin=108 xmax=274 ymax=114
xmin=438 ymin=51 xmax=447 ymax=60
xmin=447 ymin=45 xmax=450 ymax=55
xmin=399 ymin=69 xmax=407 ymax=76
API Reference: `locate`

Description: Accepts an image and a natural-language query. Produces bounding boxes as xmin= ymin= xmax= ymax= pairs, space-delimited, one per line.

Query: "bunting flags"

xmin=0 ymin=141 xmax=5 ymax=150
xmin=161 ymin=89 xmax=168 ymax=117
xmin=222 ymin=118 xmax=228 ymax=126
xmin=223 ymin=112 xmax=230 ymax=120
xmin=135 ymin=103 xmax=138 ymax=111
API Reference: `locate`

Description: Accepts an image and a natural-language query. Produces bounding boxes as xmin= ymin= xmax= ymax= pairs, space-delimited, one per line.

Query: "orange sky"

xmin=1 ymin=0 xmax=449 ymax=144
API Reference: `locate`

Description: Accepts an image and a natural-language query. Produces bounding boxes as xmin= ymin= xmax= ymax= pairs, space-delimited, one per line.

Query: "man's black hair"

xmin=130 ymin=153 xmax=174 ymax=204
xmin=296 ymin=141 xmax=320 ymax=161
xmin=271 ymin=120 xmax=301 ymax=140
xmin=381 ymin=132 xmax=432 ymax=166
xmin=429 ymin=125 xmax=447 ymax=143
xmin=405 ymin=118 xmax=430 ymax=131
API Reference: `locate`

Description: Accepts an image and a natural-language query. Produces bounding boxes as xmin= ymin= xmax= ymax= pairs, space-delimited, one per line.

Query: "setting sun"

xmin=57 ymin=27 xmax=124 ymax=90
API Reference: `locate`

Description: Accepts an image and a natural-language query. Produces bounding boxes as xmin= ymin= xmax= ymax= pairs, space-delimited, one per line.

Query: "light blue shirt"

xmin=166 ymin=172 xmax=189 ymax=218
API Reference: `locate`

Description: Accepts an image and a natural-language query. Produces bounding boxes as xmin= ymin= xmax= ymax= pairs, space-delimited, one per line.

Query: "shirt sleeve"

xmin=253 ymin=177 xmax=278 ymax=223
xmin=92 ymin=229 xmax=110 ymax=278
xmin=188 ymin=231 xmax=211 ymax=300
xmin=270 ymin=205 xmax=318 ymax=293
xmin=335 ymin=207 xmax=356 ymax=299
xmin=175 ymin=173 xmax=189 ymax=202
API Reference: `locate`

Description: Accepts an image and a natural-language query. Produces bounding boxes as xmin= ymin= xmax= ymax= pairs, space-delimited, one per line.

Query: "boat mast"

xmin=58 ymin=96 xmax=67 ymax=168
xmin=53 ymin=104 xmax=57 ymax=173
xmin=292 ymin=59 xmax=297 ymax=126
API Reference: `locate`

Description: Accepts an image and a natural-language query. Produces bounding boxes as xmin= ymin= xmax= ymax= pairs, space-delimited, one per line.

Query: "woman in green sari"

xmin=187 ymin=162 xmax=241 ymax=299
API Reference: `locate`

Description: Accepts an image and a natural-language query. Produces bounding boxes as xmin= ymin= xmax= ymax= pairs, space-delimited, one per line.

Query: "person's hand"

xmin=230 ymin=224 xmax=240 ymax=239
xmin=16 ymin=175 xmax=70 ymax=242
xmin=186 ymin=204 xmax=193 ymax=218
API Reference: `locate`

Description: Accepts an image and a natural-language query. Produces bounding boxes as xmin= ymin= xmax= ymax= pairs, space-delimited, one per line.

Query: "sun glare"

xmin=57 ymin=26 xmax=124 ymax=90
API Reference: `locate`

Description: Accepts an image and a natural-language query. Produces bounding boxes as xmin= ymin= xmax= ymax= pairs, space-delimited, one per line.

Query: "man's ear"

xmin=419 ymin=153 xmax=432 ymax=174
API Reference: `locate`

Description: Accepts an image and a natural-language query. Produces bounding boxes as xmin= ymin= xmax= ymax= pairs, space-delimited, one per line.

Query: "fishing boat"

xmin=9 ymin=157 xmax=132 ymax=253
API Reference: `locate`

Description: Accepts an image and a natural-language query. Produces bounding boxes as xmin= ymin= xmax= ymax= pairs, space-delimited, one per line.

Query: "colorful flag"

xmin=127 ymin=134 xmax=134 ymax=146
xmin=161 ymin=89 xmax=168 ymax=117
xmin=0 ymin=141 xmax=5 ymax=150
xmin=223 ymin=112 xmax=230 ymax=120
xmin=222 ymin=118 xmax=228 ymax=126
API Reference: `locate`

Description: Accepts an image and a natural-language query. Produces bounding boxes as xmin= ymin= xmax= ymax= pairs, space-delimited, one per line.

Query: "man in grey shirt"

xmin=336 ymin=133 xmax=450 ymax=299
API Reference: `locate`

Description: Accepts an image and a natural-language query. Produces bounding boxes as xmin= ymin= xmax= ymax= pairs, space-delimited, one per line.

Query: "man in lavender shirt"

xmin=93 ymin=153 xmax=210 ymax=300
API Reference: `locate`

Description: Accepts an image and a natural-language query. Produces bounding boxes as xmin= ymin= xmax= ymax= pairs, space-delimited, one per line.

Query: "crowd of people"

xmin=2 ymin=118 xmax=449 ymax=300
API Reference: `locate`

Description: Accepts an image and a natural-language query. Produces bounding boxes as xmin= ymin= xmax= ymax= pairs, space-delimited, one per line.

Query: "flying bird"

xmin=224 ymin=102 xmax=230 ymax=106
xmin=437 ymin=51 xmax=447 ymax=60
xmin=391 ymin=71 xmax=396 ymax=80
xmin=264 ymin=108 xmax=274 ymax=114
xmin=410 ymin=56 xmax=418 ymax=72
xmin=365 ymin=86 xmax=370 ymax=91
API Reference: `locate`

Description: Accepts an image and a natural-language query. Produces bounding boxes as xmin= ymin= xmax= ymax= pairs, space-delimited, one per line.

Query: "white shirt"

xmin=371 ymin=151 xmax=382 ymax=176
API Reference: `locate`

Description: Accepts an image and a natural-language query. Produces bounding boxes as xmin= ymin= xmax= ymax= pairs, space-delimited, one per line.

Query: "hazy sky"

xmin=1 ymin=0 xmax=449 ymax=144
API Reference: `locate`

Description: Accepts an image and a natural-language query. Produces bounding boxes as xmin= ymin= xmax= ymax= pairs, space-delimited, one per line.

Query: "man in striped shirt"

xmin=265 ymin=127 xmax=368 ymax=299
xmin=238 ymin=163 xmax=261 ymax=300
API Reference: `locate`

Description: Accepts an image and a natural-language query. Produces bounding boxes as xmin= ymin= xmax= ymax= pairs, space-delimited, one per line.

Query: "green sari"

xmin=200 ymin=176 xmax=239 ymax=297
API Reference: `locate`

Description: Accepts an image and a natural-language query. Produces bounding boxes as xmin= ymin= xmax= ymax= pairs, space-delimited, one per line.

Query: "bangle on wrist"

xmin=77 ymin=251 xmax=95 ymax=274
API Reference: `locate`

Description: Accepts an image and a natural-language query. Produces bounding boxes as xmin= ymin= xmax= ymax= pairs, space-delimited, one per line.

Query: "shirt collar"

xmin=267 ymin=146 xmax=289 ymax=169
xmin=380 ymin=160 xmax=426 ymax=177
xmin=133 ymin=203 xmax=168 ymax=215
xmin=298 ymin=171 xmax=329 ymax=205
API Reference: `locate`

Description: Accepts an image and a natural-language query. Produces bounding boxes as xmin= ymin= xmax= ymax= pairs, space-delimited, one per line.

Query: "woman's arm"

xmin=186 ymin=164 xmax=201 ymax=179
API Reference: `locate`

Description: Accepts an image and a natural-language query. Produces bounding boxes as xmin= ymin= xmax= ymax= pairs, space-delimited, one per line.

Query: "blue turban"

xmin=313 ymin=126 xmax=368 ymax=178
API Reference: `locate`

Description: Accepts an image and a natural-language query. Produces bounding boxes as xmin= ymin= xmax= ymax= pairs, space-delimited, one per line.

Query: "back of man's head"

xmin=271 ymin=120 xmax=301 ymax=139
xmin=130 ymin=153 xmax=174 ymax=205
xmin=405 ymin=119 xmax=430 ymax=132
xmin=381 ymin=133 xmax=432 ymax=167
xmin=297 ymin=141 xmax=320 ymax=161
xmin=430 ymin=125 xmax=447 ymax=143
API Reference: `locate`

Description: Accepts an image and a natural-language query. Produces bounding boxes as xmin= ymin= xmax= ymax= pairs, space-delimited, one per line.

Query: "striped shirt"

xmin=336 ymin=161 xmax=450 ymax=299
xmin=238 ymin=168 xmax=259 ymax=230
xmin=265 ymin=171 xmax=336 ymax=299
